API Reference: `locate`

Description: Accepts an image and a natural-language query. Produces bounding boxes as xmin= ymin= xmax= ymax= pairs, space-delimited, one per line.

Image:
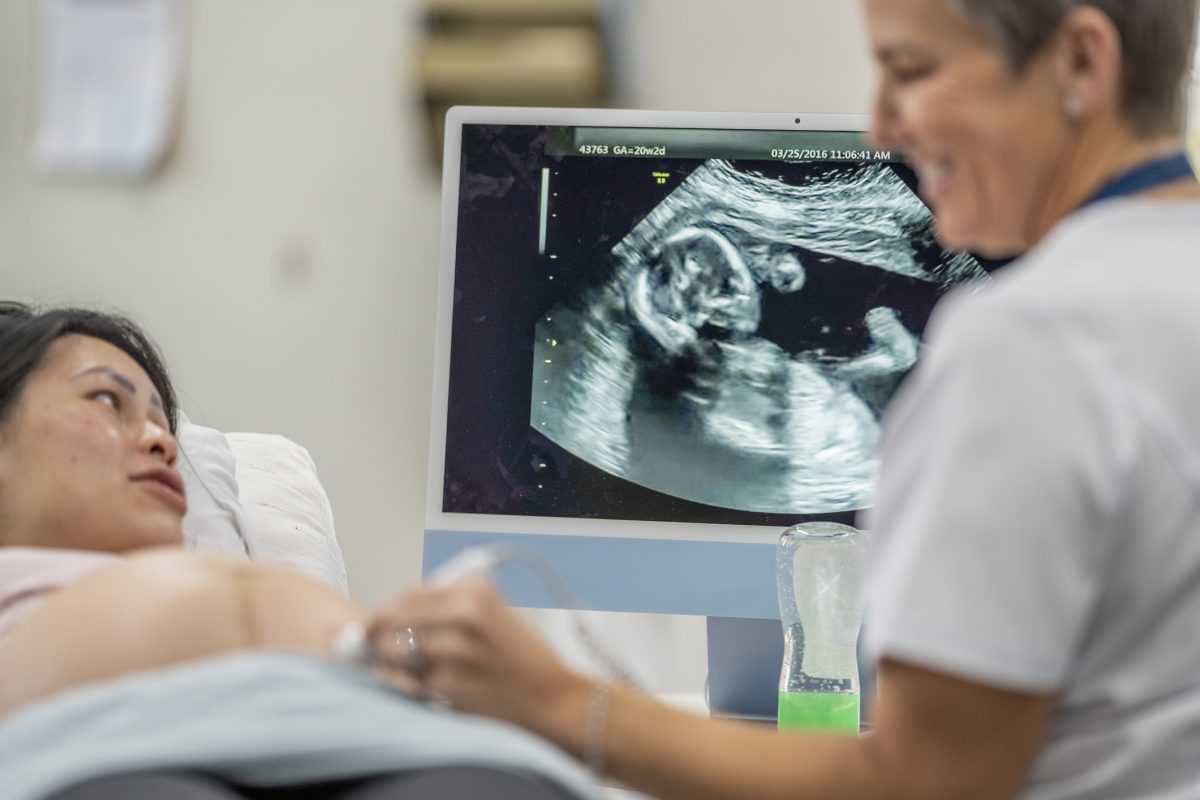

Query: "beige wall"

xmin=629 ymin=1 xmax=872 ymax=113
xmin=0 ymin=0 xmax=873 ymax=606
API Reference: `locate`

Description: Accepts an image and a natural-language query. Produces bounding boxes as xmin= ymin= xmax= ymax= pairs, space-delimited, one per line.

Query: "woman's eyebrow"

xmin=875 ymin=41 xmax=930 ymax=63
xmin=69 ymin=366 xmax=164 ymax=409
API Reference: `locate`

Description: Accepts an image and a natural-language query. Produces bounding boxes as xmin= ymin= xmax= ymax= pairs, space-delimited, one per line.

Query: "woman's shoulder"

xmin=0 ymin=547 xmax=119 ymax=579
xmin=0 ymin=547 xmax=121 ymax=600
xmin=1011 ymin=198 xmax=1200 ymax=314
xmin=1036 ymin=197 xmax=1200 ymax=269
xmin=0 ymin=548 xmax=122 ymax=645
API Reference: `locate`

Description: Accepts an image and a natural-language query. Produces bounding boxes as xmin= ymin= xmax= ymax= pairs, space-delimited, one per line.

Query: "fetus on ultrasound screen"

xmin=531 ymin=160 xmax=986 ymax=515
xmin=443 ymin=125 xmax=989 ymax=525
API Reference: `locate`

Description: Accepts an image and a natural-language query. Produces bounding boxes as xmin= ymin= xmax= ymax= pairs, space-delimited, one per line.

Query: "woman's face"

xmin=0 ymin=334 xmax=186 ymax=552
xmin=863 ymin=0 xmax=1073 ymax=256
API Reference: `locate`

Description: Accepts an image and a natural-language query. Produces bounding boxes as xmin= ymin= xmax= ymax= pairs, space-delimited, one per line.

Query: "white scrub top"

xmin=863 ymin=198 xmax=1200 ymax=799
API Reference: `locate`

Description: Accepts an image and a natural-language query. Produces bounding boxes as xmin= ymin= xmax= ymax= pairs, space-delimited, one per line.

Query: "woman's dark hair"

xmin=0 ymin=302 xmax=177 ymax=433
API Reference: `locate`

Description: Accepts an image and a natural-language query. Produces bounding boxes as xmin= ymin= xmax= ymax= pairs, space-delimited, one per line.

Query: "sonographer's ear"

xmin=1050 ymin=5 xmax=1123 ymax=121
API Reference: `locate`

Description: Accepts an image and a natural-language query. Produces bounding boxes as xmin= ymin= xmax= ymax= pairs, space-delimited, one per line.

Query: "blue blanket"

xmin=0 ymin=651 xmax=599 ymax=800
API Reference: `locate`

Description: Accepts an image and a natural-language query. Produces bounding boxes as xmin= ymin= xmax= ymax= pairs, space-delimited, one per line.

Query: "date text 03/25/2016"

xmin=770 ymin=148 xmax=892 ymax=161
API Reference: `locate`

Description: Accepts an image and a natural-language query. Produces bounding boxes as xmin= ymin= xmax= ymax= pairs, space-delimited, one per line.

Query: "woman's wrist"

xmin=583 ymin=679 xmax=615 ymax=776
xmin=525 ymin=668 xmax=598 ymax=760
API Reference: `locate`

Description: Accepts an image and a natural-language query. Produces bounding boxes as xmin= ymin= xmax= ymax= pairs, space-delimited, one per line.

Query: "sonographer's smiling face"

xmin=863 ymin=0 xmax=1075 ymax=257
xmin=0 ymin=335 xmax=186 ymax=553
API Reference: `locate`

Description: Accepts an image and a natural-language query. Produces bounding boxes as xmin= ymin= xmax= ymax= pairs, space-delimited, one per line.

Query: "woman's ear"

xmin=1051 ymin=5 xmax=1123 ymax=121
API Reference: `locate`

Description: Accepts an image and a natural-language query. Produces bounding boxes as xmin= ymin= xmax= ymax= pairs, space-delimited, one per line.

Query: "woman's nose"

xmin=140 ymin=418 xmax=179 ymax=466
xmin=867 ymin=87 xmax=902 ymax=152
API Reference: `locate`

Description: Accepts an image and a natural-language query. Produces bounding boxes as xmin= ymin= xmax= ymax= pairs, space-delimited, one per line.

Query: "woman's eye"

xmin=91 ymin=390 xmax=119 ymax=410
xmin=891 ymin=64 xmax=933 ymax=84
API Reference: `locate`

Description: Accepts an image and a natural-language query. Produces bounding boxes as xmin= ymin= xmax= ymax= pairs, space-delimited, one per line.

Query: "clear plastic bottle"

xmin=776 ymin=522 xmax=867 ymax=733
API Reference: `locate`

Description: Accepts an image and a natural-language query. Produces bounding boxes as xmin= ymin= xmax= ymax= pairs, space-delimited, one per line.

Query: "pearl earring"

xmin=1063 ymin=91 xmax=1084 ymax=117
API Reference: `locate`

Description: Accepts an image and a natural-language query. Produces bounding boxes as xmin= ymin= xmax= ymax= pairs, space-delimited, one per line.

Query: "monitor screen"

xmin=430 ymin=109 xmax=988 ymax=538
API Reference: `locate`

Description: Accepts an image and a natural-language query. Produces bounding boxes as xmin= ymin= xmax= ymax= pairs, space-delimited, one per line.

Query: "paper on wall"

xmin=33 ymin=0 xmax=187 ymax=180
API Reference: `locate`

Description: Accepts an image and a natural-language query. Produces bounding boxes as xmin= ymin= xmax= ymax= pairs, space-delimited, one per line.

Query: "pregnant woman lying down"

xmin=0 ymin=304 xmax=588 ymax=800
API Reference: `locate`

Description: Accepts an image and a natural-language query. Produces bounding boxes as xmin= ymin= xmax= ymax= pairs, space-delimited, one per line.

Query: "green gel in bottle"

xmin=777 ymin=690 xmax=860 ymax=734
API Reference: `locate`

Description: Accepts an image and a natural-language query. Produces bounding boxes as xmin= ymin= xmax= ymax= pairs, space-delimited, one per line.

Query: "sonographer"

xmin=373 ymin=2 xmax=1200 ymax=798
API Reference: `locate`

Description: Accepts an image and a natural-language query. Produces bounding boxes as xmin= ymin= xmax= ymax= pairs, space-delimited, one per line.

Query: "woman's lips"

xmin=132 ymin=469 xmax=188 ymax=515
xmin=916 ymin=158 xmax=953 ymax=205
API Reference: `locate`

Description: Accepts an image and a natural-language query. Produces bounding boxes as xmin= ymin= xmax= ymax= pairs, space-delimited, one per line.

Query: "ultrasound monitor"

xmin=425 ymin=106 xmax=988 ymax=716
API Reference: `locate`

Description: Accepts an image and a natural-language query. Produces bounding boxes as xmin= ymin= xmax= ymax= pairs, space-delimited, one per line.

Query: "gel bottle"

xmin=776 ymin=522 xmax=867 ymax=733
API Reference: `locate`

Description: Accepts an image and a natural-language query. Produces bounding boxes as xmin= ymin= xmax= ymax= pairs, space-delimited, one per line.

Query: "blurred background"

xmin=1 ymin=1 xmax=1198 ymax=690
xmin=0 ymin=0 xmax=877 ymax=603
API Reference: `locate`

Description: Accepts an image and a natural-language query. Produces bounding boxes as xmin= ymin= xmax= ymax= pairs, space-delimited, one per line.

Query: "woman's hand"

xmin=366 ymin=577 xmax=593 ymax=750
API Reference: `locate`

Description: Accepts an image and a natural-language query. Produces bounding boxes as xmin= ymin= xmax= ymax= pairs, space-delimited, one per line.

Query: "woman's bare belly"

xmin=0 ymin=550 xmax=364 ymax=719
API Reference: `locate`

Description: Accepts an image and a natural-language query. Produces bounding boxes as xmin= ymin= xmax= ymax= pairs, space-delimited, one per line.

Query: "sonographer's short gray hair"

xmin=946 ymin=0 xmax=1198 ymax=136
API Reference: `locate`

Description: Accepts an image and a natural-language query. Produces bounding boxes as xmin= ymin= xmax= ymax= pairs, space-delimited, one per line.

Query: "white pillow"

xmin=175 ymin=415 xmax=348 ymax=593
xmin=177 ymin=413 xmax=250 ymax=559
xmin=225 ymin=432 xmax=349 ymax=594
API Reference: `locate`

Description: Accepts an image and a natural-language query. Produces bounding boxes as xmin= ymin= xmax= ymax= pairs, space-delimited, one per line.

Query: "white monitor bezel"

xmin=426 ymin=106 xmax=873 ymax=548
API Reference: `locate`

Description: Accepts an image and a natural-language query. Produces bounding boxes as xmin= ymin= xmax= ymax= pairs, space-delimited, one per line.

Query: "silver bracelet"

xmin=584 ymin=680 xmax=614 ymax=777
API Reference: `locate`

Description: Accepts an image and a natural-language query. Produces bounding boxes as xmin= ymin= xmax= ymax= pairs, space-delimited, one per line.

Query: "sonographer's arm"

xmin=371 ymin=578 xmax=1056 ymax=800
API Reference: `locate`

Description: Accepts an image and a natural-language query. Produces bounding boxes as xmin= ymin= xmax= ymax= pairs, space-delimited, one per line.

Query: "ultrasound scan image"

xmin=445 ymin=125 xmax=989 ymax=525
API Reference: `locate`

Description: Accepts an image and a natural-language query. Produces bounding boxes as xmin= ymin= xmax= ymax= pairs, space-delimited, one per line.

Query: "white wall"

xmin=629 ymin=1 xmax=873 ymax=113
xmin=0 ymin=0 xmax=873 ymax=612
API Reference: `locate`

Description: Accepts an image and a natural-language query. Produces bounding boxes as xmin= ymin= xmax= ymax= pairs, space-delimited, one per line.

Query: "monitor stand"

xmin=706 ymin=616 xmax=783 ymax=721
xmin=706 ymin=617 xmax=875 ymax=725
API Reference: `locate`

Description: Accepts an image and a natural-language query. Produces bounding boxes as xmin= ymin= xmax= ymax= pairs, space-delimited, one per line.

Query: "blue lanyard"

xmin=1081 ymin=151 xmax=1196 ymax=208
